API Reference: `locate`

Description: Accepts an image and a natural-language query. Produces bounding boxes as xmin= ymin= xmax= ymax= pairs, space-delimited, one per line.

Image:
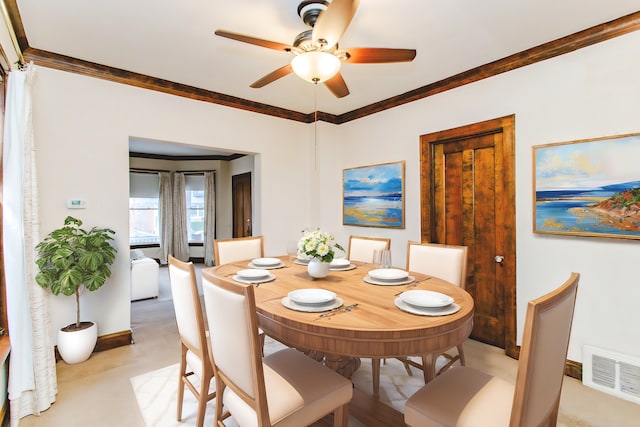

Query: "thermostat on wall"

xmin=67 ymin=199 xmax=86 ymax=209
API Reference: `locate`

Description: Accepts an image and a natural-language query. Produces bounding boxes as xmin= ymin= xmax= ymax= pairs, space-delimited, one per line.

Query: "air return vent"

xmin=583 ymin=345 xmax=640 ymax=404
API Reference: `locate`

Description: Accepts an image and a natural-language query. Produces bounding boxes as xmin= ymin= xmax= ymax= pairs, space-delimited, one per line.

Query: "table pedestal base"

xmin=304 ymin=350 xmax=361 ymax=379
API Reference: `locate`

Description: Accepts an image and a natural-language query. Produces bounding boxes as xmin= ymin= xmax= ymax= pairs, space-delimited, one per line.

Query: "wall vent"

xmin=583 ymin=345 xmax=640 ymax=404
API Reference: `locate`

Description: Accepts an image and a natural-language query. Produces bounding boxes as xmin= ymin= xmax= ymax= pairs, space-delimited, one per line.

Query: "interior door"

xmin=232 ymin=172 xmax=252 ymax=238
xmin=420 ymin=115 xmax=517 ymax=356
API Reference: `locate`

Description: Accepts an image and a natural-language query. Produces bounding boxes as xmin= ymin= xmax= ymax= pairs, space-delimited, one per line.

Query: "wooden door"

xmin=420 ymin=115 xmax=517 ymax=356
xmin=232 ymin=172 xmax=252 ymax=238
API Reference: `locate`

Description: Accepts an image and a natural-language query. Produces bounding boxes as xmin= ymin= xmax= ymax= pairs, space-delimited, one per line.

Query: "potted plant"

xmin=35 ymin=216 xmax=117 ymax=364
xmin=297 ymin=228 xmax=344 ymax=278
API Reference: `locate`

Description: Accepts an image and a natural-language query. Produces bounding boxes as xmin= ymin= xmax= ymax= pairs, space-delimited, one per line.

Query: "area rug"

xmin=131 ymin=337 xmax=433 ymax=426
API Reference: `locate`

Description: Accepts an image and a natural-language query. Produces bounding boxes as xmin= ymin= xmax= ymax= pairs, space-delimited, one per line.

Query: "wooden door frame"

xmin=420 ymin=115 xmax=518 ymax=358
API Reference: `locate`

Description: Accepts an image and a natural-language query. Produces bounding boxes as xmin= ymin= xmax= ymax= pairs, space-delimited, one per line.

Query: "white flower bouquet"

xmin=297 ymin=228 xmax=344 ymax=263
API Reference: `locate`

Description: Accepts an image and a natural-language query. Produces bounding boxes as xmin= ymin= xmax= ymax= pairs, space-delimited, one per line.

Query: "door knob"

xmin=495 ymin=255 xmax=504 ymax=263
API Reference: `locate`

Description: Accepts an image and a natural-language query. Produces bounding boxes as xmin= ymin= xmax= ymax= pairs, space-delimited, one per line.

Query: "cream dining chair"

xmin=168 ymin=256 xmax=215 ymax=427
xmin=214 ymin=235 xmax=264 ymax=266
xmin=201 ymin=269 xmax=353 ymax=427
xmin=371 ymin=241 xmax=468 ymax=396
xmin=405 ymin=272 xmax=580 ymax=427
xmin=347 ymin=235 xmax=390 ymax=263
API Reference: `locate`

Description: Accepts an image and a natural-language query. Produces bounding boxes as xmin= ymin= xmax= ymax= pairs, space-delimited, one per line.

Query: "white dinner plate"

xmin=248 ymin=262 xmax=285 ymax=270
xmin=394 ymin=298 xmax=461 ymax=316
xmin=295 ymin=256 xmax=311 ymax=265
xmin=401 ymin=290 xmax=454 ymax=308
xmin=330 ymin=258 xmax=351 ymax=268
xmin=368 ymin=268 xmax=409 ymax=281
xmin=232 ymin=274 xmax=276 ymax=285
xmin=236 ymin=269 xmax=269 ymax=280
xmin=281 ymin=296 xmax=344 ymax=313
xmin=364 ymin=275 xmax=415 ymax=286
xmin=288 ymin=288 xmax=336 ymax=305
xmin=251 ymin=257 xmax=281 ymax=267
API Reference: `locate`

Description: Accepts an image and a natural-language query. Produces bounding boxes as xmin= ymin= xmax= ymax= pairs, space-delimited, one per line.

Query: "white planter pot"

xmin=57 ymin=321 xmax=98 ymax=364
xmin=307 ymin=258 xmax=330 ymax=279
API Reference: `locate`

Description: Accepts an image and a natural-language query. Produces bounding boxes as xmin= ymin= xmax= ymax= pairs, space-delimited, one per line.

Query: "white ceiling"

xmin=14 ymin=0 xmax=640 ymax=118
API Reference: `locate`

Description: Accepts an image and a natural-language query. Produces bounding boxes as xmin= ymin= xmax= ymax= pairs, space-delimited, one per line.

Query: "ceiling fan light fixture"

xmin=291 ymin=51 xmax=340 ymax=83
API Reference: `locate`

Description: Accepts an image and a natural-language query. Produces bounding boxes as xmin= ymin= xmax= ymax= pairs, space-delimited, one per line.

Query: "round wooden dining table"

xmin=207 ymin=256 xmax=474 ymax=385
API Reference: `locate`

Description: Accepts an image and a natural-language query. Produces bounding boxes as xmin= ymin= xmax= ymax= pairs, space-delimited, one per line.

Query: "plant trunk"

xmin=75 ymin=289 xmax=81 ymax=328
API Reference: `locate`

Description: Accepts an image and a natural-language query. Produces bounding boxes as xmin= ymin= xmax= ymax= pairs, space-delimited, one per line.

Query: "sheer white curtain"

xmin=159 ymin=171 xmax=173 ymax=265
xmin=3 ymin=64 xmax=57 ymax=426
xmin=172 ymin=172 xmax=189 ymax=261
xmin=203 ymin=171 xmax=216 ymax=266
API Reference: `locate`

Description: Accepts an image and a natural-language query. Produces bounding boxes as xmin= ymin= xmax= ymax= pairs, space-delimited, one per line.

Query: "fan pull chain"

xmin=314 ymin=83 xmax=318 ymax=171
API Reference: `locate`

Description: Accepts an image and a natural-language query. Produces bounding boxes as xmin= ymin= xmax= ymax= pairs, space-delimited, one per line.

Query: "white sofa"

xmin=130 ymin=249 xmax=159 ymax=301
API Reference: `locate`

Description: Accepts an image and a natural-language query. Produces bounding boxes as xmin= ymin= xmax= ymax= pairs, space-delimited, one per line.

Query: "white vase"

xmin=57 ymin=321 xmax=98 ymax=364
xmin=307 ymin=258 xmax=330 ymax=279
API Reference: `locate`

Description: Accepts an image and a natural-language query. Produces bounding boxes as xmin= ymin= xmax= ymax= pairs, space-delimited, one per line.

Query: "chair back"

xmin=214 ymin=236 xmax=264 ymax=266
xmin=406 ymin=241 xmax=468 ymax=287
xmin=201 ymin=269 xmax=269 ymax=424
xmin=510 ymin=272 xmax=579 ymax=426
xmin=348 ymin=235 xmax=390 ymax=263
xmin=168 ymin=256 xmax=208 ymax=361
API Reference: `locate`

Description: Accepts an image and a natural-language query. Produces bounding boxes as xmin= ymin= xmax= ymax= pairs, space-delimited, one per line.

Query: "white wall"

xmin=31 ymin=29 xmax=640 ymax=363
xmin=32 ymin=67 xmax=311 ymax=341
xmin=319 ymin=31 xmax=640 ymax=362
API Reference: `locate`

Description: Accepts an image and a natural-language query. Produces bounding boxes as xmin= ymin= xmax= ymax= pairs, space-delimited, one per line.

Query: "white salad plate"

xmin=401 ymin=290 xmax=454 ymax=308
xmin=288 ymin=288 xmax=337 ymax=305
xmin=251 ymin=257 xmax=281 ymax=267
xmin=232 ymin=273 xmax=276 ymax=285
xmin=364 ymin=275 xmax=415 ymax=286
xmin=368 ymin=268 xmax=409 ymax=281
xmin=236 ymin=269 xmax=269 ymax=280
xmin=394 ymin=298 xmax=461 ymax=316
xmin=281 ymin=296 xmax=344 ymax=313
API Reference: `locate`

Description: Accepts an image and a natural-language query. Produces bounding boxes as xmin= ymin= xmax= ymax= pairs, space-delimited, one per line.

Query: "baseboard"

xmin=565 ymin=359 xmax=583 ymax=381
xmin=55 ymin=329 xmax=133 ymax=362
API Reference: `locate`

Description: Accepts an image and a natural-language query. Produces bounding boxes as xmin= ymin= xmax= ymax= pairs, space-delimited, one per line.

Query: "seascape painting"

xmin=534 ymin=133 xmax=640 ymax=239
xmin=343 ymin=161 xmax=405 ymax=228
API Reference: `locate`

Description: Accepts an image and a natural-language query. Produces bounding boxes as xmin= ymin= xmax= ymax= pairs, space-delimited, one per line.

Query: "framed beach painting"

xmin=533 ymin=133 xmax=640 ymax=240
xmin=343 ymin=161 xmax=405 ymax=228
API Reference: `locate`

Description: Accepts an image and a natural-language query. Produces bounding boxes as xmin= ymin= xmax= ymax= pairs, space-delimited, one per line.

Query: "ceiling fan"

xmin=215 ymin=0 xmax=416 ymax=98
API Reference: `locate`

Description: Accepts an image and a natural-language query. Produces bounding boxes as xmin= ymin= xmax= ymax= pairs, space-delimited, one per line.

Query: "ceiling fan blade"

xmin=250 ymin=64 xmax=293 ymax=88
xmin=324 ymin=72 xmax=350 ymax=98
xmin=341 ymin=47 xmax=416 ymax=63
xmin=312 ymin=0 xmax=360 ymax=50
xmin=215 ymin=30 xmax=294 ymax=53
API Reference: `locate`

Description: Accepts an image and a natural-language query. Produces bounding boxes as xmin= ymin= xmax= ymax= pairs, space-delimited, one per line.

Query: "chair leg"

xmin=421 ymin=353 xmax=437 ymax=383
xmin=457 ymin=343 xmax=466 ymax=366
xmin=333 ymin=403 xmax=349 ymax=427
xmin=371 ymin=358 xmax=381 ymax=397
xmin=195 ymin=371 xmax=213 ymax=427
xmin=177 ymin=358 xmax=186 ymax=421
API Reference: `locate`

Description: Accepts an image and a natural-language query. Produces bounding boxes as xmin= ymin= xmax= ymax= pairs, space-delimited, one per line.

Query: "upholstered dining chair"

xmin=347 ymin=235 xmax=390 ymax=263
xmin=214 ymin=235 xmax=264 ymax=266
xmin=168 ymin=256 xmax=215 ymax=427
xmin=406 ymin=242 xmax=469 ymax=371
xmin=404 ymin=272 xmax=580 ymax=427
xmin=371 ymin=241 xmax=468 ymax=396
xmin=201 ymin=269 xmax=353 ymax=427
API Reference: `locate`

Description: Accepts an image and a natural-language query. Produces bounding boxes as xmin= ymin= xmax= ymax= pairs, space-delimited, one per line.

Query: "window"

xmin=185 ymin=174 xmax=205 ymax=244
xmin=129 ymin=172 xmax=160 ymax=245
